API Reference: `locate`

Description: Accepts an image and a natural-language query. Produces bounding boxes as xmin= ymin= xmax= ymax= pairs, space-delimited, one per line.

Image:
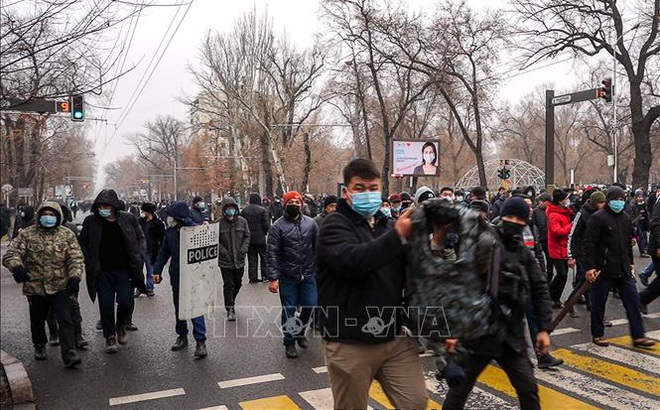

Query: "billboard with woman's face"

xmin=391 ymin=139 xmax=440 ymax=177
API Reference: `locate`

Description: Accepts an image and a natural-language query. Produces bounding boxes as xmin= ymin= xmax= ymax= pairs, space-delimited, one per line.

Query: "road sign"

xmin=552 ymin=95 xmax=572 ymax=105
xmin=17 ymin=187 xmax=33 ymax=197
xmin=1 ymin=184 xmax=13 ymax=193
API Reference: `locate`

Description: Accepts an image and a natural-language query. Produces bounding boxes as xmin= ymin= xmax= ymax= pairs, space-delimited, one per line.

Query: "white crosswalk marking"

xmin=646 ymin=329 xmax=660 ymax=339
xmin=197 ymin=406 xmax=229 ymax=410
xmin=312 ymin=366 xmax=327 ymax=374
xmin=571 ymin=343 xmax=660 ymax=375
xmin=218 ymin=373 xmax=285 ymax=389
xmin=424 ymin=371 xmax=518 ymax=410
xmin=534 ymin=367 xmax=659 ymax=409
xmin=109 ymin=388 xmax=185 ymax=406
xmin=552 ymin=327 xmax=581 ymax=336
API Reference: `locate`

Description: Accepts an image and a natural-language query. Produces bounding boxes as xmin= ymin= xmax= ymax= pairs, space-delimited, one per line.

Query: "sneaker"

xmin=640 ymin=275 xmax=650 ymax=287
xmin=125 ymin=323 xmax=138 ymax=331
xmin=632 ymin=338 xmax=656 ymax=349
xmin=49 ymin=334 xmax=60 ymax=346
xmin=537 ymin=353 xmax=564 ymax=369
xmin=147 ymin=290 xmax=155 ymax=297
xmin=75 ymin=333 xmax=89 ymax=350
xmin=640 ymin=253 xmax=650 ymax=258
xmin=194 ymin=341 xmax=207 ymax=358
xmin=592 ymin=337 xmax=609 ymax=347
xmin=63 ymin=350 xmax=82 ymax=368
xmin=296 ymin=336 xmax=309 ymax=349
xmin=227 ymin=309 xmax=236 ymax=322
xmin=134 ymin=288 xmax=141 ymax=298
xmin=34 ymin=344 xmax=47 ymax=360
xmin=117 ymin=326 xmax=128 ymax=345
xmin=551 ymin=300 xmax=564 ymax=309
xmin=105 ymin=336 xmax=118 ymax=354
xmin=96 ymin=320 xmax=103 ymax=331
xmin=285 ymin=344 xmax=298 ymax=359
xmin=568 ymin=306 xmax=580 ymax=318
xmin=171 ymin=336 xmax=188 ymax=351
xmin=640 ymin=303 xmax=648 ymax=315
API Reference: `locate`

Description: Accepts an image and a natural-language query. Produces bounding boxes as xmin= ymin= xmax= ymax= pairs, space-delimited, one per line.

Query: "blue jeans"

xmin=98 ymin=269 xmax=133 ymax=338
xmin=590 ymin=275 xmax=645 ymax=339
xmin=640 ymin=261 xmax=656 ymax=280
xmin=144 ymin=253 xmax=154 ymax=292
xmin=279 ymin=276 xmax=318 ymax=346
xmin=172 ymin=285 xmax=206 ymax=341
xmin=636 ymin=227 xmax=648 ymax=255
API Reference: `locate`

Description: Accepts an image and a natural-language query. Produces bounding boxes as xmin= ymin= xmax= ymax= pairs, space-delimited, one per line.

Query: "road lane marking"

xmin=299 ymin=388 xmax=335 ymax=409
xmin=607 ymin=335 xmax=660 ymax=357
xmin=551 ymin=327 xmax=580 ymax=336
xmin=645 ymin=329 xmax=660 ymax=338
xmin=478 ymin=365 xmax=598 ymax=409
xmin=642 ymin=312 xmax=660 ymax=319
xmin=218 ymin=373 xmax=285 ymax=389
xmin=312 ymin=366 xmax=327 ymax=374
xmin=534 ymin=366 xmax=659 ymax=409
xmin=570 ymin=343 xmax=660 ymax=375
xmin=424 ymin=372 xmax=518 ymax=410
xmin=239 ymin=395 xmax=300 ymax=409
xmin=109 ymin=388 xmax=185 ymax=406
xmin=553 ymin=349 xmax=660 ymax=395
xmin=198 ymin=406 xmax=229 ymax=410
xmin=608 ymin=318 xmax=629 ymax=326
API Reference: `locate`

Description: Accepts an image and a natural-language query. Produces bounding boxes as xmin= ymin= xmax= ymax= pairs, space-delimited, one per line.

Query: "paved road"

xmin=1 ymin=237 xmax=659 ymax=409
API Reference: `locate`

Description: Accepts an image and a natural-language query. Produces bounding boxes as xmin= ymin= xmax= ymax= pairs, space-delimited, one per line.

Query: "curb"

xmin=0 ymin=350 xmax=35 ymax=409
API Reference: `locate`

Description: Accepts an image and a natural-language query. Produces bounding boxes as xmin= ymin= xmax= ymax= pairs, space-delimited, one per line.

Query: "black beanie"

xmin=500 ymin=197 xmax=530 ymax=220
xmin=606 ymin=186 xmax=625 ymax=201
xmin=141 ymin=202 xmax=157 ymax=213
xmin=323 ymin=195 xmax=338 ymax=209
xmin=552 ymin=189 xmax=568 ymax=204
xmin=192 ymin=196 xmax=203 ymax=204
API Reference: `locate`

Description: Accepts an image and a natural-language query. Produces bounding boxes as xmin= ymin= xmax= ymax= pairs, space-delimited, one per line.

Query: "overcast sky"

xmin=90 ymin=0 xmax=581 ymax=188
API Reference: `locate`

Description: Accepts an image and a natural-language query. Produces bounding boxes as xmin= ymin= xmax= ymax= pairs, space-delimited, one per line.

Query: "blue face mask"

xmin=609 ymin=199 xmax=625 ymax=213
xmin=40 ymin=215 xmax=57 ymax=228
xmin=349 ymin=191 xmax=382 ymax=218
xmin=225 ymin=208 xmax=237 ymax=216
xmin=99 ymin=209 xmax=112 ymax=218
xmin=381 ymin=207 xmax=392 ymax=218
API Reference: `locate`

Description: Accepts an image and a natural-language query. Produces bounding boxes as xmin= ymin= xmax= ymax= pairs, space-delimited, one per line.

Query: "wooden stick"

xmin=551 ymin=280 xmax=593 ymax=329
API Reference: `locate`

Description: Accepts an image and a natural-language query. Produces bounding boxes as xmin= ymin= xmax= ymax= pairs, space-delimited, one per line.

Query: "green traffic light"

xmin=74 ymin=111 xmax=83 ymax=119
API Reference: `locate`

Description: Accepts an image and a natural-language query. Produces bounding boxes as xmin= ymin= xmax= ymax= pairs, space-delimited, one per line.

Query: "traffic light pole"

xmin=545 ymin=86 xmax=603 ymax=193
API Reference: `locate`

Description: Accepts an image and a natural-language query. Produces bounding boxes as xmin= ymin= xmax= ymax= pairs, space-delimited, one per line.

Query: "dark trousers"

xmin=549 ymin=259 xmax=569 ymax=303
xmin=279 ymin=276 xmax=318 ymax=346
xmin=247 ymin=244 xmax=267 ymax=281
xmin=590 ymin=274 xmax=645 ymax=339
xmin=221 ymin=267 xmax=244 ymax=310
xmin=28 ymin=291 xmax=75 ymax=359
xmin=636 ymin=227 xmax=648 ymax=255
xmin=640 ymin=254 xmax=660 ymax=306
xmin=46 ymin=291 xmax=83 ymax=337
xmin=172 ymin=285 xmax=206 ymax=341
xmin=541 ymin=242 xmax=552 ymax=283
xmin=566 ymin=256 xmax=589 ymax=305
xmin=443 ymin=345 xmax=540 ymax=410
xmin=97 ymin=269 xmax=133 ymax=338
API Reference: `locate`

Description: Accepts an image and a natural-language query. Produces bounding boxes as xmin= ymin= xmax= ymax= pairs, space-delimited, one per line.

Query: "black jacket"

xmin=241 ymin=194 xmax=270 ymax=245
xmin=531 ymin=207 xmax=548 ymax=245
xmin=266 ymin=212 xmax=317 ymax=281
xmin=648 ymin=202 xmax=660 ymax=253
xmin=217 ymin=198 xmax=250 ymax=269
xmin=567 ymin=201 xmax=598 ymax=259
xmin=316 ymin=199 xmax=407 ymax=344
xmin=583 ymin=206 xmax=634 ymax=279
xmin=79 ymin=190 xmax=147 ymax=301
xmin=139 ymin=216 xmax=165 ymax=264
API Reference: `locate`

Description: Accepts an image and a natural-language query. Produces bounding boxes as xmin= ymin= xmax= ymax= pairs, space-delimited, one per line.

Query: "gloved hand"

xmin=12 ymin=266 xmax=30 ymax=283
xmin=67 ymin=277 xmax=81 ymax=294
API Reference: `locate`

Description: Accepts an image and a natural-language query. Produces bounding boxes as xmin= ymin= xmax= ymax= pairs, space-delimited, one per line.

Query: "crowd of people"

xmin=2 ymin=159 xmax=659 ymax=409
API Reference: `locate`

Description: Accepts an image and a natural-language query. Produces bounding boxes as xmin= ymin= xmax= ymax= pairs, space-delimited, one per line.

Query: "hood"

xmin=20 ymin=205 xmax=35 ymax=220
xmin=92 ymin=189 xmax=121 ymax=214
xmin=167 ymin=201 xmax=192 ymax=221
xmin=414 ymin=186 xmax=436 ymax=206
xmin=581 ymin=201 xmax=597 ymax=215
xmin=546 ymin=202 xmax=571 ymax=216
xmin=249 ymin=193 xmax=262 ymax=204
xmin=221 ymin=197 xmax=239 ymax=211
xmin=36 ymin=201 xmax=63 ymax=227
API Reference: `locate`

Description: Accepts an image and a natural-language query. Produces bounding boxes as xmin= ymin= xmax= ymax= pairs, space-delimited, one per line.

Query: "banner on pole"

xmin=178 ymin=223 xmax=219 ymax=320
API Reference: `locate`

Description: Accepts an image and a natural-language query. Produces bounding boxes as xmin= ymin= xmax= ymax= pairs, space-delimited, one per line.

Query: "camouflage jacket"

xmin=2 ymin=201 xmax=84 ymax=296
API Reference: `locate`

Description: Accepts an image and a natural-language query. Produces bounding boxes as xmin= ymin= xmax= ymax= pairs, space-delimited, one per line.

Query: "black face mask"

xmin=285 ymin=204 xmax=301 ymax=218
xmin=499 ymin=221 xmax=525 ymax=248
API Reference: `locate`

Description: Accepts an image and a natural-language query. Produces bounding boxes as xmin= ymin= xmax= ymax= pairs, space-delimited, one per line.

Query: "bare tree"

xmin=511 ymin=0 xmax=660 ymax=188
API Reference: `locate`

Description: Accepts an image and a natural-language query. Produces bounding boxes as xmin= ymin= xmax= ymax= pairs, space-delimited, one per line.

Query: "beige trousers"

xmin=324 ymin=336 xmax=428 ymax=410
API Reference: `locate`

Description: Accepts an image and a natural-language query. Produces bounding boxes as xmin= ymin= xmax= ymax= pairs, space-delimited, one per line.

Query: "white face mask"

xmin=167 ymin=216 xmax=176 ymax=227
xmin=423 ymin=153 xmax=435 ymax=164
xmin=140 ymin=212 xmax=146 ymax=218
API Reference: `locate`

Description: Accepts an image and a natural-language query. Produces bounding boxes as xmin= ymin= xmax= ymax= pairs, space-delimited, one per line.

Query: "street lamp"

xmin=611 ymin=22 xmax=640 ymax=183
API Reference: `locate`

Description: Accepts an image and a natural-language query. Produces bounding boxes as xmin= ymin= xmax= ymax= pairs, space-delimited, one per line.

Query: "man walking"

xmin=190 ymin=196 xmax=210 ymax=224
xmin=584 ymin=186 xmax=655 ymax=348
xmin=3 ymin=201 xmax=85 ymax=367
xmin=241 ymin=193 xmax=270 ymax=283
xmin=267 ymin=191 xmax=318 ymax=359
xmin=316 ymin=158 xmax=427 ymax=409
xmin=639 ymin=195 xmax=660 ymax=312
xmin=139 ymin=202 xmax=165 ymax=297
xmin=79 ymin=189 xmax=146 ymax=354
xmin=217 ymin=197 xmax=250 ymax=321
xmin=313 ymin=195 xmax=337 ymax=226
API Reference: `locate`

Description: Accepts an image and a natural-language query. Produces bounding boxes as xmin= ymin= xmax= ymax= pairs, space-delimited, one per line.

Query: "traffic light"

xmin=497 ymin=167 xmax=511 ymax=180
xmin=598 ymin=78 xmax=612 ymax=103
xmin=71 ymin=94 xmax=84 ymax=121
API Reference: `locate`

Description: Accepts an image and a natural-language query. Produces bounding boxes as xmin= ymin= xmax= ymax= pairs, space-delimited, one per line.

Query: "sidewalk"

xmin=0 ymin=350 xmax=35 ymax=409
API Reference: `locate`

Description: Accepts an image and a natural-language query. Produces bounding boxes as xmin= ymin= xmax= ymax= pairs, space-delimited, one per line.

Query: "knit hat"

xmin=414 ymin=186 xmax=436 ymax=206
xmin=283 ymin=191 xmax=303 ymax=206
xmin=141 ymin=202 xmax=157 ymax=213
xmin=552 ymin=189 xmax=568 ymax=204
xmin=389 ymin=194 xmax=402 ymax=203
xmin=590 ymin=191 xmax=606 ymax=204
xmin=500 ymin=197 xmax=530 ymax=220
xmin=192 ymin=196 xmax=203 ymax=204
xmin=606 ymin=186 xmax=625 ymax=201
xmin=400 ymin=192 xmax=412 ymax=202
xmin=537 ymin=193 xmax=551 ymax=203
xmin=323 ymin=195 xmax=338 ymax=209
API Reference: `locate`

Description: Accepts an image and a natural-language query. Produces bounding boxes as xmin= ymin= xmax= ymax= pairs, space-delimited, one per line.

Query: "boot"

xmin=171 ymin=336 xmax=188 ymax=351
xmin=296 ymin=336 xmax=309 ymax=349
xmin=63 ymin=350 xmax=82 ymax=368
xmin=227 ymin=308 xmax=236 ymax=322
xmin=117 ymin=326 xmax=128 ymax=345
xmin=75 ymin=332 xmax=89 ymax=350
xmin=285 ymin=344 xmax=298 ymax=359
xmin=34 ymin=344 xmax=47 ymax=361
xmin=194 ymin=341 xmax=207 ymax=358
xmin=537 ymin=353 xmax=563 ymax=369
xmin=105 ymin=336 xmax=118 ymax=354
xmin=125 ymin=322 xmax=138 ymax=331
xmin=49 ymin=333 xmax=60 ymax=346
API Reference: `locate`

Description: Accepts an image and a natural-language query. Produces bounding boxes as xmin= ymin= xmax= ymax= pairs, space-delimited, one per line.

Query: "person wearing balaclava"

xmin=583 ymin=186 xmax=656 ymax=349
xmin=266 ymin=190 xmax=318 ymax=359
xmin=3 ymin=201 xmax=85 ymax=368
